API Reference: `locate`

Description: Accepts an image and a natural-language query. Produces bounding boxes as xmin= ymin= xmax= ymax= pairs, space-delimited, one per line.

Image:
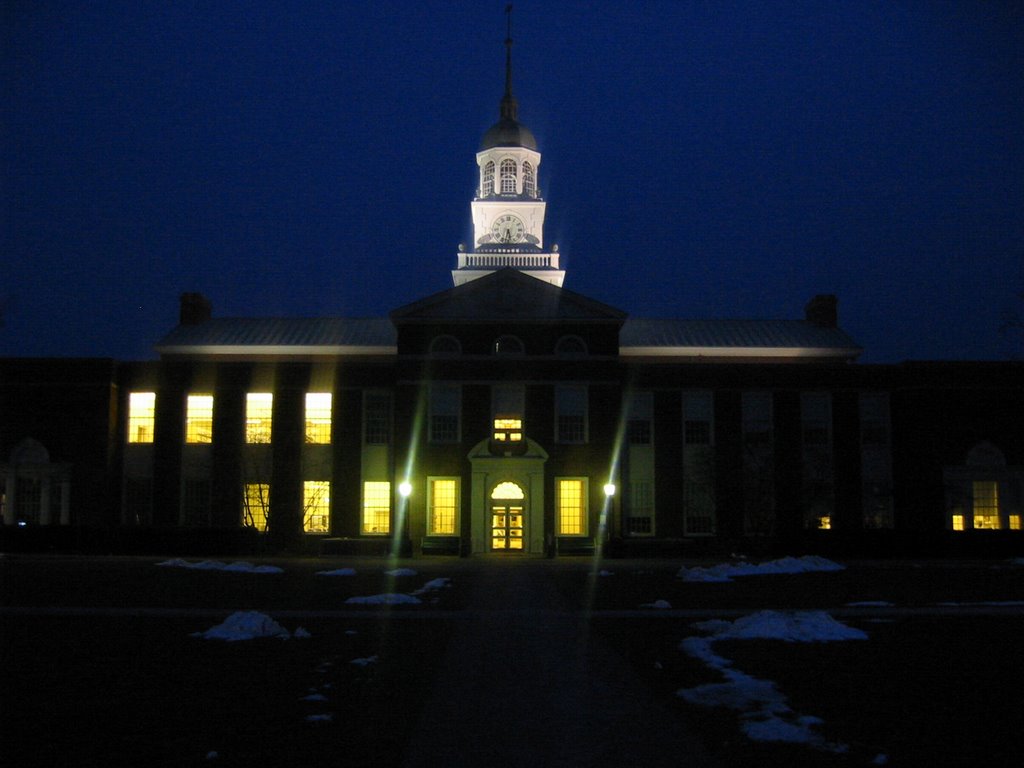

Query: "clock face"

xmin=491 ymin=214 xmax=526 ymax=244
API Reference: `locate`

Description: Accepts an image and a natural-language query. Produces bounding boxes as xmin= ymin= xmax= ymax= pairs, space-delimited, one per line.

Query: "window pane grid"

xmin=430 ymin=479 xmax=458 ymax=535
xmin=128 ymin=392 xmax=155 ymax=443
xmin=973 ymin=481 xmax=1001 ymax=530
xmin=185 ymin=394 xmax=213 ymax=444
xmin=246 ymin=393 xmax=273 ymax=444
xmin=557 ymin=479 xmax=585 ymax=536
xmin=303 ymin=480 xmax=330 ymax=533
xmin=362 ymin=481 xmax=391 ymax=535
xmin=364 ymin=393 xmax=391 ymax=444
xmin=305 ymin=393 xmax=332 ymax=444
xmin=243 ymin=483 xmax=269 ymax=532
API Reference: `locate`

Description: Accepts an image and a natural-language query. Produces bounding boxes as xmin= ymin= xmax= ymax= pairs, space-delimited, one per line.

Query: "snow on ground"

xmin=192 ymin=610 xmax=309 ymax=641
xmin=677 ymin=555 xmax=844 ymax=582
xmin=678 ymin=610 xmax=867 ymax=753
xmin=350 ymin=654 xmax=379 ymax=666
xmin=316 ymin=567 xmax=357 ymax=576
xmin=156 ymin=559 xmax=284 ymax=574
xmin=846 ymin=601 xmax=895 ymax=607
xmin=640 ymin=599 xmax=672 ymax=610
xmin=411 ymin=577 xmax=451 ymax=595
xmin=384 ymin=568 xmax=418 ymax=576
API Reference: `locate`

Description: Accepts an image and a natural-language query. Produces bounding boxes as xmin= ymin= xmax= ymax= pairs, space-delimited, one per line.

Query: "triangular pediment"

xmin=390 ymin=269 xmax=626 ymax=323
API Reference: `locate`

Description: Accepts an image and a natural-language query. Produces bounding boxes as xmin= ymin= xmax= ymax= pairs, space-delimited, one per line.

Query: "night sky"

xmin=4 ymin=1 xmax=1023 ymax=362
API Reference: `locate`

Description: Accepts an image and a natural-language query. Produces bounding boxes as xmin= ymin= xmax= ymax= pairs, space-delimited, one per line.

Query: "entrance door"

xmin=490 ymin=481 xmax=526 ymax=552
xmin=491 ymin=504 xmax=524 ymax=550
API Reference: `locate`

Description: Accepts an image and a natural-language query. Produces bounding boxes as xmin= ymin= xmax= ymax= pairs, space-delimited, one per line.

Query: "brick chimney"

xmin=179 ymin=292 xmax=212 ymax=325
xmin=805 ymin=294 xmax=838 ymax=328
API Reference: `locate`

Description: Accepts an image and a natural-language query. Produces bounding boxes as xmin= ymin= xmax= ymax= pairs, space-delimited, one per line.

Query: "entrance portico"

xmin=468 ymin=437 xmax=548 ymax=555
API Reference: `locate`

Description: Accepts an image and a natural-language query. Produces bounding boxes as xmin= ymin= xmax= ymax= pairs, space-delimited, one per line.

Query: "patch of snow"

xmin=599 ymin=570 xmax=614 ymax=576
xmin=641 ymin=599 xmax=672 ymax=610
xmin=192 ymin=611 xmax=293 ymax=641
xmin=293 ymin=627 xmax=311 ymax=639
xmin=935 ymin=600 xmax=1024 ymax=607
xmin=345 ymin=593 xmax=422 ymax=605
xmin=345 ymin=630 xmax=358 ymax=636
xmin=156 ymin=559 xmax=282 ymax=574
xmin=677 ymin=555 xmax=844 ymax=583
xmin=316 ymin=567 xmax=357 ymax=576
xmin=350 ymin=655 xmax=379 ymax=666
xmin=301 ymin=693 xmax=328 ymax=702
xmin=871 ymin=753 xmax=890 ymax=765
xmin=678 ymin=610 xmax=866 ymax=753
xmin=411 ymin=577 xmax=451 ymax=595
xmin=701 ymin=610 xmax=868 ymax=643
xmin=1010 ymin=558 xmax=1024 ymax=566
xmin=205 ymin=751 xmax=219 ymax=760
xmin=306 ymin=714 xmax=333 ymax=723
xmin=384 ymin=568 xmax=417 ymax=576
xmin=845 ymin=601 xmax=895 ymax=607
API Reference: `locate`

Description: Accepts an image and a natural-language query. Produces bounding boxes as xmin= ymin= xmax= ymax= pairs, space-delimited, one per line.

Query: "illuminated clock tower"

xmin=452 ymin=13 xmax=564 ymax=287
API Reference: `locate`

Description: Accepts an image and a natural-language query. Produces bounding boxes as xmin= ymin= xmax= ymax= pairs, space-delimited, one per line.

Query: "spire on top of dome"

xmin=480 ymin=4 xmax=537 ymax=151
xmin=500 ymin=4 xmax=517 ymax=122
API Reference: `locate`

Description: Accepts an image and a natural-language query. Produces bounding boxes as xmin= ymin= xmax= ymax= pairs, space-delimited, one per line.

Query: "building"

xmin=2 ymin=33 xmax=1022 ymax=556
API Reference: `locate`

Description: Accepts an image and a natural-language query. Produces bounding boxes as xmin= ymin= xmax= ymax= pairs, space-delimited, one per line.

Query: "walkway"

xmin=402 ymin=559 xmax=717 ymax=768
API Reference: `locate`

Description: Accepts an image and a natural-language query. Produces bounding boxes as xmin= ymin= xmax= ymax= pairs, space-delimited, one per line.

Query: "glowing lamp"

xmin=603 ymin=483 xmax=616 ymax=498
xmin=398 ymin=481 xmax=413 ymax=498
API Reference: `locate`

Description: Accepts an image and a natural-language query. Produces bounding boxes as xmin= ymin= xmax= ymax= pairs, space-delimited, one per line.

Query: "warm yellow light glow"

xmin=398 ymin=481 xmax=413 ymax=498
xmin=128 ymin=392 xmax=155 ymax=443
xmin=818 ymin=516 xmax=832 ymax=530
xmin=185 ymin=394 xmax=213 ymax=443
xmin=246 ymin=392 xmax=273 ymax=444
xmin=972 ymin=481 xmax=1001 ymax=529
xmin=494 ymin=418 xmax=522 ymax=430
xmin=305 ymin=392 xmax=332 ymax=444
xmin=492 ymin=504 xmax=524 ymax=550
xmin=303 ymin=481 xmax=330 ymax=533
xmin=430 ymin=479 xmax=458 ymax=535
xmin=603 ymin=483 xmax=616 ymax=498
xmin=1009 ymin=515 xmax=1021 ymax=531
xmin=362 ymin=481 xmax=390 ymax=535
xmin=558 ymin=479 xmax=585 ymax=535
xmin=491 ymin=481 xmax=525 ymax=500
xmin=952 ymin=514 xmax=965 ymax=531
xmin=244 ymin=483 xmax=269 ymax=531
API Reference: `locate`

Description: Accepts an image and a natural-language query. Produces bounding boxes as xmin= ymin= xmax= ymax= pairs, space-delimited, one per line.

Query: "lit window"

xmin=364 ymin=392 xmax=391 ymax=444
xmin=973 ymin=481 xmax=1001 ymax=530
xmin=818 ymin=516 xmax=832 ymax=530
xmin=303 ymin=481 xmax=330 ymax=534
xmin=305 ymin=392 xmax=332 ymax=444
xmin=556 ymin=385 xmax=587 ymax=443
xmin=952 ymin=514 xmax=965 ymax=531
xmin=500 ymin=158 xmax=516 ymax=193
xmin=430 ymin=385 xmax=460 ymax=443
xmin=557 ymin=479 xmax=587 ymax=536
xmin=429 ymin=478 xmax=459 ymax=536
xmin=482 ymin=160 xmax=494 ymax=196
xmin=1010 ymin=515 xmax=1022 ymax=531
xmin=246 ymin=393 xmax=273 ymax=444
xmin=362 ymin=481 xmax=390 ymax=535
xmin=243 ymin=483 xmax=269 ymax=532
xmin=185 ymin=394 xmax=213 ymax=444
xmin=127 ymin=392 xmax=155 ymax=443
xmin=522 ymin=161 xmax=536 ymax=197
xmin=493 ymin=418 xmax=523 ymax=442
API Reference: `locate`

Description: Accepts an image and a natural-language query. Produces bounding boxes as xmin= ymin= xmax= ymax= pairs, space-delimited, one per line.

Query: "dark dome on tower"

xmin=480 ymin=118 xmax=538 ymax=151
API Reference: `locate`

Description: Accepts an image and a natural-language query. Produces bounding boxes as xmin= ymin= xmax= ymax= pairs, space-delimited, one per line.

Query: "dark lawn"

xmin=4 ymin=555 xmax=1024 ymax=767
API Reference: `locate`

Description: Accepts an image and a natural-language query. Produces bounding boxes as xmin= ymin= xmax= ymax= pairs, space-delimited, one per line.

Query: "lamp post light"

xmin=392 ymin=480 xmax=413 ymax=558
xmin=599 ymin=481 xmax=616 ymax=551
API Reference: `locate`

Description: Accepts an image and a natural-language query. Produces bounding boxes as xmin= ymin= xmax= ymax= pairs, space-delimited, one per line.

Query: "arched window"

xmin=500 ymin=159 xmax=517 ymax=194
xmin=429 ymin=335 xmax=461 ymax=356
xmin=555 ymin=335 xmax=587 ymax=358
xmin=522 ymin=161 xmax=536 ymax=197
xmin=481 ymin=161 xmax=495 ymax=197
xmin=493 ymin=335 xmax=524 ymax=356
